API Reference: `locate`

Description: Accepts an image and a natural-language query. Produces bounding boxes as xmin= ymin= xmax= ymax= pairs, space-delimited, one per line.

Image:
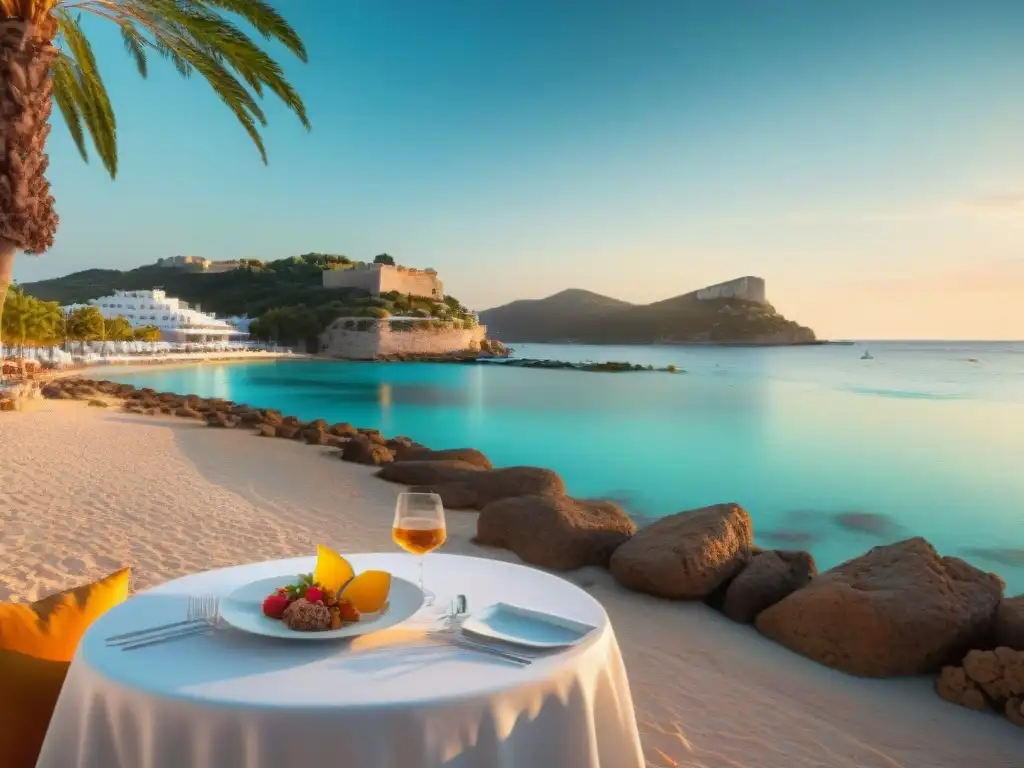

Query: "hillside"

xmin=20 ymin=255 xmax=476 ymax=348
xmin=477 ymin=289 xmax=634 ymax=343
xmin=479 ymin=286 xmax=815 ymax=344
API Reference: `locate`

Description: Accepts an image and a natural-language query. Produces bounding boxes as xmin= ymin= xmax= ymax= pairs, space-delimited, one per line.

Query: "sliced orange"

xmin=314 ymin=544 xmax=355 ymax=596
xmin=340 ymin=570 xmax=392 ymax=612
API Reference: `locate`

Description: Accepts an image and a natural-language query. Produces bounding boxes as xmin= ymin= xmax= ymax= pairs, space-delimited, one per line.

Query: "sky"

xmin=13 ymin=0 xmax=1024 ymax=339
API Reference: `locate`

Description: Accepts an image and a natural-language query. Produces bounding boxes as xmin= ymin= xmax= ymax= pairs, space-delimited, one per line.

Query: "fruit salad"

xmin=261 ymin=546 xmax=392 ymax=632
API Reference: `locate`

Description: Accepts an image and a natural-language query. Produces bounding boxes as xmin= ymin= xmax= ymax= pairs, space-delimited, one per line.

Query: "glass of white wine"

xmin=392 ymin=492 xmax=447 ymax=606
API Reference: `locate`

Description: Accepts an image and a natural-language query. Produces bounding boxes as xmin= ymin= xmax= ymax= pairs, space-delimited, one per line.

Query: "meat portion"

xmin=282 ymin=598 xmax=332 ymax=631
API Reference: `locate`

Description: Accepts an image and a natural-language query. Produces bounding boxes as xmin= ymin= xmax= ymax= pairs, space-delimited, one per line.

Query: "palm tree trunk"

xmin=0 ymin=239 xmax=12 ymax=357
xmin=0 ymin=18 xmax=60 ymax=267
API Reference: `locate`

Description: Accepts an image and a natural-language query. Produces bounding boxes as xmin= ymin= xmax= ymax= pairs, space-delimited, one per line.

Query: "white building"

xmin=64 ymin=289 xmax=246 ymax=343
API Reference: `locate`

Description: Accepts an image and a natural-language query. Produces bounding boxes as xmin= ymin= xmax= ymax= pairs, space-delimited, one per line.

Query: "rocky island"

xmin=479 ymin=276 xmax=817 ymax=345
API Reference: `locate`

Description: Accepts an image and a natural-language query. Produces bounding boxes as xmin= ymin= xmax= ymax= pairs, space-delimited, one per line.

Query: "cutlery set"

xmin=105 ymin=592 xmax=545 ymax=665
xmin=105 ymin=595 xmax=220 ymax=651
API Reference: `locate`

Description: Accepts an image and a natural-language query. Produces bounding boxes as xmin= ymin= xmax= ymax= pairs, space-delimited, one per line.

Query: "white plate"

xmin=220 ymin=574 xmax=423 ymax=640
xmin=460 ymin=603 xmax=596 ymax=649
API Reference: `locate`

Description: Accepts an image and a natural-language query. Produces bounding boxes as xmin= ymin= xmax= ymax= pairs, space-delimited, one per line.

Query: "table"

xmin=38 ymin=553 xmax=645 ymax=768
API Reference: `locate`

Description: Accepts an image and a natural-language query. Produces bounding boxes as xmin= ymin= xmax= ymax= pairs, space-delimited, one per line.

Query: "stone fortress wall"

xmin=322 ymin=263 xmax=444 ymax=299
xmin=319 ymin=318 xmax=486 ymax=359
xmin=692 ymin=276 xmax=767 ymax=304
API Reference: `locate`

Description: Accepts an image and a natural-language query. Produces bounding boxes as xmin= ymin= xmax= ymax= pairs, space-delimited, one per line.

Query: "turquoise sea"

xmin=111 ymin=341 xmax=1024 ymax=592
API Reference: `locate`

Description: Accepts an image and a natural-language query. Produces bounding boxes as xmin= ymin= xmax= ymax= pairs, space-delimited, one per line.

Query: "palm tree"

xmin=65 ymin=303 xmax=102 ymax=352
xmin=0 ymin=283 xmax=59 ymax=360
xmin=0 ymin=0 xmax=309 ymax=328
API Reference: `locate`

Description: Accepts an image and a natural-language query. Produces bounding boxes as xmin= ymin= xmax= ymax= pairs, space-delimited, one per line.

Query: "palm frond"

xmin=61 ymin=0 xmax=310 ymax=167
xmin=54 ymin=10 xmax=118 ymax=177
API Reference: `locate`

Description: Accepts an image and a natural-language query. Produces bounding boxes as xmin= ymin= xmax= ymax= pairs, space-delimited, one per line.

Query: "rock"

xmin=324 ymin=435 xmax=348 ymax=449
xmin=143 ymin=408 xmax=158 ymax=416
xmin=376 ymin=460 xmax=483 ymax=486
xmin=304 ymin=428 xmax=329 ymax=445
xmin=329 ymin=422 xmax=358 ymax=437
xmin=87 ymin=399 xmax=109 ymax=408
xmin=174 ymin=407 xmax=202 ymax=419
xmin=123 ymin=402 xmax=142 ymax=413
xmin=366 ymin=431 xmax=387 ymax=446
xmin=159 ymin=405 xmax=174 ymax=415
xmin=40 ymin=384 xmax=63 ymax=399
xmin=204 ymin=412 xmax=236 ymax=428
xmin=399 ymin=447 xmax=493 ymax=469
xmin=962 ymin=647 xmax=1024 ymax=704
xmin=274 ymin=424 xmax=301 ymax=440
xmin=307 ymin=419 xmax=328 ymax=432
xmin=995 ymin=596 xmax=1024 ymax=651
xmin=722 ymin=549 xmax=817 ymax=624
xmin=476 ymin=495 xmax=636 ymax=570
xmin=609 ymin=504 xmax=754 ymax=600
xmin=236 ymin=410 xmax=263 ymax=425
xmin=262 ymin=410 xmax=284 ymax=425
xmin=341 ymin=438 xmax=394 ymax=465
xmin=1006 ymin=697 xmax=1024 ymax=727
xmin=258 ymin=424 xmax=276 ymax=438
xmin=936 ymin=665 xmax=989 ymax=710
xmin=71 ymin=386 xmax=96 ymax=400
xmin=756 ymin=538 xmax=1005 ymax=676
xmin=385 ymin=437 xmax=416 ymax=458
xmin=375 ymin=461 xmax=563 ymax=509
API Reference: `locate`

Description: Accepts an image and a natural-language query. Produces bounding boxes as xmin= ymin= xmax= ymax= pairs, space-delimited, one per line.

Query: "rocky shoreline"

xmin=29 ymin=376 xmax=1024 ymax=729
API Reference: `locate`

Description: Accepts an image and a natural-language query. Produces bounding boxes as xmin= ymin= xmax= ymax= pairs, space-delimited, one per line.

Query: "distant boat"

xmin=861 ymin=350 xmax=873 ymax=360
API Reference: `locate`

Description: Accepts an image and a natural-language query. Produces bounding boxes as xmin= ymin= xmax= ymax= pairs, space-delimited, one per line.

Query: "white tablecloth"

xmin=39 ymin=553 xmax=644 ymax=768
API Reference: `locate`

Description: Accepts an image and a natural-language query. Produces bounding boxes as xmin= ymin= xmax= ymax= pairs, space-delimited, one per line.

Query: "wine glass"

xmin=392 ymin=492 xmax=447 ymax=606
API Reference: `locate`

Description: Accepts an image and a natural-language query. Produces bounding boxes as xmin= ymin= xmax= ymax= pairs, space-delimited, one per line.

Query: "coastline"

xmin=0 ymin=400 xmax=1020 ymax=767
xmin=58 ymin=351 xmax=309 ymax=381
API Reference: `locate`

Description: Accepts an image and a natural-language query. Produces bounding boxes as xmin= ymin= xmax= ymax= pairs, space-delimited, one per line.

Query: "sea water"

xmin=111 ymin=341 xmax=1024 ymax=592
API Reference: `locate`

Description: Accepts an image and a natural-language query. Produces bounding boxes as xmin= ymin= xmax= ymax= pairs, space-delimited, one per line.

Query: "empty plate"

xmin=460 ymin=603 xmax=596 ymax=649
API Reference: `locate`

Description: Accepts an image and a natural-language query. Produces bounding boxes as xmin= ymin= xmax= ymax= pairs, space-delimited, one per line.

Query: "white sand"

xmin=1 ymin=401 xmax=1020 ymax=767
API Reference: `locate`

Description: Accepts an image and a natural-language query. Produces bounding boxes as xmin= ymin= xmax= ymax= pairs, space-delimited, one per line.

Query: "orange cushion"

xmin=0 ymin=569 xmax=130 ymax=768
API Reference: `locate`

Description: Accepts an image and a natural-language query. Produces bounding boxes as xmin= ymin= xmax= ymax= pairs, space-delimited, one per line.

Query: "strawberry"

xmin=305 ymin=587 xmax=325 ymax=604
xmin=262 ymin=593 xmax=290 ymax=619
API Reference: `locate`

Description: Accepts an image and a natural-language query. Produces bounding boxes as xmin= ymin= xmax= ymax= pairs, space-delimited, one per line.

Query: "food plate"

xmin=221 ymin=575 xmax=424 ymax=640
xmin=460 ymin=603 xmax=596 ymax=649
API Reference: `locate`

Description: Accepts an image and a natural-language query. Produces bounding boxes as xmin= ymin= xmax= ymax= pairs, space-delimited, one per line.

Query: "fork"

xmin=106 ymin=595 xmax=219 ymax=648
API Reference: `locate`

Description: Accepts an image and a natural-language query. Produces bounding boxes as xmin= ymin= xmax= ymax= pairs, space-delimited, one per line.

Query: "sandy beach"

xmin=1 ymin=400 xmax=1020 ymax=767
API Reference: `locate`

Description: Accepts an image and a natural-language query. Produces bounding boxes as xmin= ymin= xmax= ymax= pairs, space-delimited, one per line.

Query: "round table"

xmin=38 ymin=553 xmax=645 ymax=768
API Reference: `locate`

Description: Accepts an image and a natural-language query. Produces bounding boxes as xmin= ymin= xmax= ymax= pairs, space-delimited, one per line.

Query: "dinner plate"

xmin=220 ymin=574 xmax=424 ymax=640
xmin=460 ymin=603 xmax=596 ymax=649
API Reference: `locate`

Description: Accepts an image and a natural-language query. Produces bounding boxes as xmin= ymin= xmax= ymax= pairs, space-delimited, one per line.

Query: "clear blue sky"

xmin=15 ymin=0 xmax=1024 ymax=338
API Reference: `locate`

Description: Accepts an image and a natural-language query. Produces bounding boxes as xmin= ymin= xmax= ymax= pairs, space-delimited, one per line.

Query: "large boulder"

xmin=174 ymin=407 xmax=203 ymax=420
xmin=376 ymin=461 xmax=564 ymax=509
xmin=722 ymin=549 xmax=817 ymax=624
xmin=329 ymin=422 xmax=358 ymax=437
xmin=609 ymin=503 xmax=754 ymax=599
xmin=376 ymin=460 xmax=485 ymax=486
xmin=341 ymin=438 xmax=394 ymax=466
xmin=304 ymin=428 xmax=330 ymax=446
xmin=756 ymin=538 xmax=1004 ymax=676
xmin=398 ymin=447 xmax=493 ymax=469
xmin=995 ymin=596 xmax=1024 ymax=651
xmin=204 ymin=411 xmax=236 ymax=428
xmin=476 ymin=495 xmax=636 ymax=570
xmin=274 ymin=424 xmax=301 ymax=440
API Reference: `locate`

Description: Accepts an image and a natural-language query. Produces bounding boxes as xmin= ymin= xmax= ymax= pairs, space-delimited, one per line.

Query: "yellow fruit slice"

xmin=340 ymin=570 xmax=392 ymax=612
xmin=313 ymin=544 xmax=354 ymax=596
